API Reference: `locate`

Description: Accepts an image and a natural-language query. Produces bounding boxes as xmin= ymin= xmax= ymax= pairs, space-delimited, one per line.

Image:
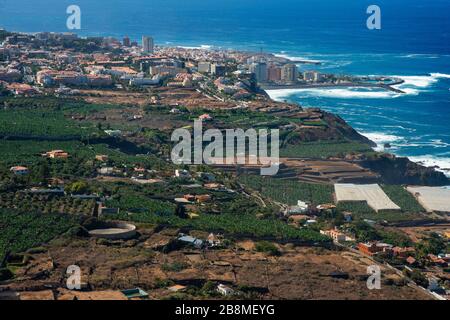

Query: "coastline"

xmin=264 ymin=87 xmax=450 ymax=179
xmin=2 ymin=26 xmax=449 ymax=179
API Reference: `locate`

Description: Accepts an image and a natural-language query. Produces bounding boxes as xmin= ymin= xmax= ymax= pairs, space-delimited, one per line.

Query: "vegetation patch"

xmin=0 ymin=109 xmax=100 ymax=139
xmin=0 ymin=193 xmax=96 ymax=215
xmin=113 ymin=211 xmax=329 ymax=242
xmin=0 ymin=209 xmax=78 ymax=266
xmin=239 ymin=175 xmax=333 ymax=205
xmin=337 ymin=201 xmax=424 ymax=222
xmin=255 ymin=241 xmax=281 ymax=256
xmin=381 ymin=185 xmax=425 ymax=213
xmin=280 ymin=140 xmax=372 ymax=158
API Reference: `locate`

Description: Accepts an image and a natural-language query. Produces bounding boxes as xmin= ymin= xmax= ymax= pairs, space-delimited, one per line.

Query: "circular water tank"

xmin=88 ymin=222 xmax=137 ymax=240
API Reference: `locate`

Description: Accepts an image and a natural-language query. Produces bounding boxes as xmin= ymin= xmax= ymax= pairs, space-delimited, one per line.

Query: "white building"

xmin=285 ymin=200 xmax=309 ymax=216
xmin=281 ymin=64 xmax=298 ymax=83
xmin=303 ymin=71 xmax=325 ymax=83
xmin=249 ymin=62 xmax=268 ymax=83
xmin=320 ymin=229 xmax=351 ymax=243
xmin=129 ymin=76 xmax=160 ymax=86
xmin=175 ymin=169 xmax=191 ymax=179
xmin=217 ymin=284 xmax=234 ymax=296
xmin=142 ymin=36 xmax=154 ymax=54
xmin=198 ymin=62 xmax=211 ymax=73
xmin=104 ymin=130 xmax=122 ymax=137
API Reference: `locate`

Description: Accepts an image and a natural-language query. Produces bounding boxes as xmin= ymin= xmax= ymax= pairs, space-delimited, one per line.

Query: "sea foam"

xmin=407 ymin=155 xmax=450 ymax=178
xmin=266 ymin=87 xmax=400 ymax=100
xmin=274 ymin=53 xmax=322 ymax=64
xmin=430 ymin=73 xmax=450 ymax=79
xmin=359 ymin=132 xmax=402 ymax=152
xmin=360 ymin=133 xmax=450 ymax=177
xmin=267 ymin=72 xmax=447 ymax=102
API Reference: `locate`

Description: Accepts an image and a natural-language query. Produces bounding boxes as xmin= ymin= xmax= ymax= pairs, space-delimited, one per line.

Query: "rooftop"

xmin=335 ymin=184 xmax=400 ymax=212
xmin=407 ymin=186 xmax=450 ymax=213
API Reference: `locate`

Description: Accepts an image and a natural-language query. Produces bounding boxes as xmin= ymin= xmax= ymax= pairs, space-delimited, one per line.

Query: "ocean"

xmin=1 ymin=0 xmax=449 ymax=176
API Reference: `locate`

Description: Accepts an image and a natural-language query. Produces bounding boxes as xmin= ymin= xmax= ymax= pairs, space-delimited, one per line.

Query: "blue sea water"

xmin=1 ymin=0 xmax=449 ymax=175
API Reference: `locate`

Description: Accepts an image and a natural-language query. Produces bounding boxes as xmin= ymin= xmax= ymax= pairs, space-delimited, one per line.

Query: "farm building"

xmin=178 ymin=234 xmax=204 ymax=249
xmin=42 ymin=150 xmax=69 ymax=159
xmin=284 ymin=200 xmax=309 ymax=216
xmin=217 ymin=284 xmax=234 ymax=296
xmin=334 ymin=184 xmax=400 ymax=212
xmin=95 ymin=154 xmax=109 ymax=162
xmin=358 ymin=242 xmax=393 ymax=256
xmin=406 ymin=186 xmax=450 ymax=214
xmin=10 ymin=166 xmax=29 ymax=175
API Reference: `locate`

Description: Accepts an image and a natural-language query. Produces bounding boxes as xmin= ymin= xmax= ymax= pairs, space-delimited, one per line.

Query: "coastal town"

xmin=0 ymin=29 xmax=449 ymax=301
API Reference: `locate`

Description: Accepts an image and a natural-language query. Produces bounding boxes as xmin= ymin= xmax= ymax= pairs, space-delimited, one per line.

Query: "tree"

xmin=31 ymin=161 xmax=50 ymax=184
xmin=415 ymin=233 xmax=446 ymax=259
xmin=66 ymin=181 xmax=89 ymax=195
xmin=175 ymin=204 xmax=187 ymax=218
xmin=255 ymin=241 xmax=281 ymax=256
xmin=348 ymin=221 xmax=380 ymax=242
xmin=409 ymin=270 xmax=428 ymax=288
xmin=0 ymin=83 xmax=11 ymax=97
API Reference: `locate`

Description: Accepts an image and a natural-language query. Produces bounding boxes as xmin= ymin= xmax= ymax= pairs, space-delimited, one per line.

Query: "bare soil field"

xmin=399 ymin=224 xmax=450 ymax=242
xmin=0 ymin=228 xmax=431 ymax=300
xmin=76 ymin=88 xmax=235 ymax=109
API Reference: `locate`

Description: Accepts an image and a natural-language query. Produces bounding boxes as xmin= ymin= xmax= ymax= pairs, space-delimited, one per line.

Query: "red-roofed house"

xmin=43 ymin=150 xmax=69 ymax=159
xmin=392 ymin=247 xmax=415 ymax=259
xmin=406 ymin=256 xmax=417 ymax=266
xmin=427 ymin=254 xmax=448 ymax=267
xmin=358 ymin=242 xmax=393 ymax=256
xmin=10 ymin=166 xmax=29 ymax=175
xmin=198 ymin=114 xmax=212 ymax=121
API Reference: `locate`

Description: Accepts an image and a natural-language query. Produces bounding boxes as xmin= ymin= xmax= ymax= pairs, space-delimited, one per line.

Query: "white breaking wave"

xmin=431 ymin=73 xmax=450 ymax=79
xmin=360 ymin=132 xmax=401 ymax=144
xmin=359 ymin=132 xmax=402 ymax=152
xmin=359 ymin=132 xmax=450 ymax=177
xmin=390 ymin=73 xmax=450 ymax=95
xmin=398 ymin=54 xmax=441 ymax=59
xmin=393 ymin=75 xmax=438 ymax=88
xmin=267 ymin=72 xmax=448 ymax=101
xmin=407 ymin=155 xmax=450 ymax=178
xmin=267 ymin=87 xmax=400 ymax=100
xmin=178 ymin=44 xmax=214 ymax=50
xmin=274 ymin=53 xmax=322 ymax=64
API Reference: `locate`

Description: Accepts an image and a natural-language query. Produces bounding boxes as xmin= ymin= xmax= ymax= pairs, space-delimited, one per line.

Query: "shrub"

xmin=162 ymin=262 xmax=188 ymax=272
xmin=255 ymin=241 xmax=281 ymax=256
